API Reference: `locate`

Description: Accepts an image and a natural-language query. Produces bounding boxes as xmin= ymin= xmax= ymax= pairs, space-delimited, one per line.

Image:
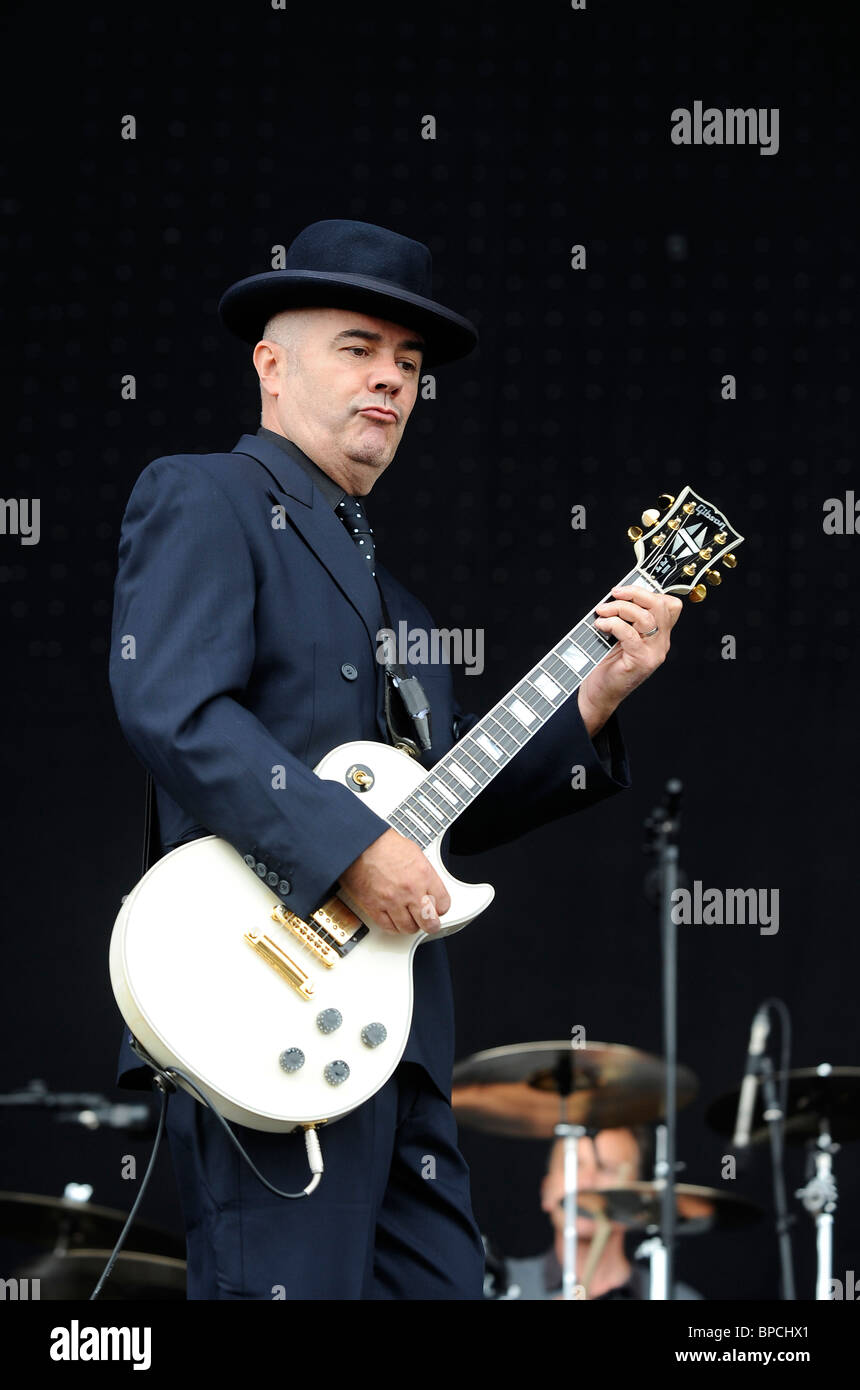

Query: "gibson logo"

xmin=695 ymin=503 xmax=725 ymax=528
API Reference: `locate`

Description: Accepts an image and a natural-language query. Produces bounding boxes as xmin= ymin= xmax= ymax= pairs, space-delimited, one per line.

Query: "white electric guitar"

xmin=110 ymin=486 xmax=742 ymax=1132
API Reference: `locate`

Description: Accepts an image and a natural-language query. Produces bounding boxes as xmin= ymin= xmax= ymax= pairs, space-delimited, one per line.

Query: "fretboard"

xmin=386 ymin=567 xmax=661 ymax=847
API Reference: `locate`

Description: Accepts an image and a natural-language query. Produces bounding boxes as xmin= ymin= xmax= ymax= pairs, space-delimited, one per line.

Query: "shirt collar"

xmin=255 ymin=427 xmax=346 ymax=510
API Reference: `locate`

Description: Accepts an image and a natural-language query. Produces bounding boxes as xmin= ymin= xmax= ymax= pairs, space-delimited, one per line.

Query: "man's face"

xmin=254 ymin=307 xmax=424 ymax=494
xmin=540 ymin=1128 xmax=641 ymax=1239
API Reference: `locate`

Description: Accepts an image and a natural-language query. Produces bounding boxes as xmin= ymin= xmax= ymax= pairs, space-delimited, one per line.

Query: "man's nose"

xmin=370 ymin=357 xmax=407 ymax=392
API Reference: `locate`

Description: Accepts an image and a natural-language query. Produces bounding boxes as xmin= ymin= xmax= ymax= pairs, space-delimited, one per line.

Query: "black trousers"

xmin=165 ymin=1062 xmax=486 ymax=1300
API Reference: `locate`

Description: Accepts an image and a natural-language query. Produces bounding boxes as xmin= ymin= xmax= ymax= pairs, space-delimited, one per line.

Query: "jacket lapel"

xmin=230 ymin=433 xmax=383 ymax=653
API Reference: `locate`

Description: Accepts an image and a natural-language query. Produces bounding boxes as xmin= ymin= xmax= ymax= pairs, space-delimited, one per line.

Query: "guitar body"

xmin=109 ymin=741 xmax=494 ymax=1132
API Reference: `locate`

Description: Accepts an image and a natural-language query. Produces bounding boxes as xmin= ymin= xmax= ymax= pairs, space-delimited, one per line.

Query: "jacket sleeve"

xmin=109 ymin=456 xmax=390 ymax=918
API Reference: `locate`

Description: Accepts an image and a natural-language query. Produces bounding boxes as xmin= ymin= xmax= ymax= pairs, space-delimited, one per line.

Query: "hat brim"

xmin=218 ymin=269 xmax=478 ymax=367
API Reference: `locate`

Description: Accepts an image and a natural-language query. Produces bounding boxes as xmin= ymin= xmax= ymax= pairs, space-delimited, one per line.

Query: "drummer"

xmin=504 ymin=1126 xmax=703 ymax=1300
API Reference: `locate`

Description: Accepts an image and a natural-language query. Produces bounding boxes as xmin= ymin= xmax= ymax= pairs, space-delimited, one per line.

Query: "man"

xmin=505 ymin=1128 xmax=703 ymax=1300
xmin=109 ymin=219 xmax=681 ymax=1299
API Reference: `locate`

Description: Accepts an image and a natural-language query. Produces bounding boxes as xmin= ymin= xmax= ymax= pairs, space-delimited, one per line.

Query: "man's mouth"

xmin=358 ymin=407 xmax=398 ymax=423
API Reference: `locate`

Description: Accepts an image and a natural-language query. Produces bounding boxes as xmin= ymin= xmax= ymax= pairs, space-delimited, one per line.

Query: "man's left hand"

xmin=577 ymin=585 xmax=683 ymax=737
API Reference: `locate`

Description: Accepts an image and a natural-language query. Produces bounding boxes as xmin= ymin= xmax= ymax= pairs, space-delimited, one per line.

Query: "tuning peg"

xmin=682 ymin=501 xmax=696 ymax=515
xmin=714 ymin=531 xmax=727 ymax=545
xmin=722 ymin=552 xmax=738 ymax=569
xmin=627 ymin=525 xmax=643 ymax=541
xmin=650 ymin=532 xmax=666 ymax=546
xmin=658 ymin=493 xmax=675 ymax=510
xmin=682 ymin=562 xmax=697 ymax=577
xmin=688 ymin=584 xmax=707 ymax=603
xmin=698 ymin=546 xmax=713 ymax=561
xmin=705 ymin=569 xmax=722 ymax=586
xmin=641 ymin=508 xmax=661 ymax=528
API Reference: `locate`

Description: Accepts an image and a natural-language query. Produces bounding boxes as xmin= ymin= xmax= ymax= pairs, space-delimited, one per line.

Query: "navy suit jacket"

xmin=109 ymin=432 xmax=630 ymax=1099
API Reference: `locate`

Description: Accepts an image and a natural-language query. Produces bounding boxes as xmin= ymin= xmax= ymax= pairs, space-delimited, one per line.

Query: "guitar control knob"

xmin=316 ymin=1008 xmax=343 ymax=1034
xmin=324 ymin=1060 xmax=350 ymax=1087
xmin=361 ymin=1023 xmax=388 ymax=1049
xmin=279 ymin=1048 xmax=305 ymax=1073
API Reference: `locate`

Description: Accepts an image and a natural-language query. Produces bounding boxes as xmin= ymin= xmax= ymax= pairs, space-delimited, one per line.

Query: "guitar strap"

xmin=141 ymin=770 xmax=161 ymax=875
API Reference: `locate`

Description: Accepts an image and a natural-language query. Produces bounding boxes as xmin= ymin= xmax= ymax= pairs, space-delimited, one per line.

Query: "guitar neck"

xmin=387 ymin=565 xmax=661 ymax=847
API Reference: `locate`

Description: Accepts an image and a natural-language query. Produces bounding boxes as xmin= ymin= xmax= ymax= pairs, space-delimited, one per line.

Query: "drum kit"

xmin=0 ymin=1082 xmax=187 ymax=1300
xmin=451 ymin=1040 xmax=860 ymax=1300
xmin=1 ymin=1054 xmax=856 ymax=1300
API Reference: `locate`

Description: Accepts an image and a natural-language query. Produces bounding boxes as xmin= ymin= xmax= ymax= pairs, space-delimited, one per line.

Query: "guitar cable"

xmin=89 ymin=1045 xmax=324 ymax=1300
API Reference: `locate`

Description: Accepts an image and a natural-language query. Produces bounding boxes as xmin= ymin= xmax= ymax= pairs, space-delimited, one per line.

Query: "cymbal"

xmin=0 ymin=1191 xmax=184 ymax=1259
xmin=13 ymin=1249 xmax=187 ymax=1300
xmin=451 ymin=1041 xmax=698 ymax=1138
xmin=707 ymin=1066 xmax=860 ymax=1146
xmin=573 ymin=1182 xmax=761 ymax=1234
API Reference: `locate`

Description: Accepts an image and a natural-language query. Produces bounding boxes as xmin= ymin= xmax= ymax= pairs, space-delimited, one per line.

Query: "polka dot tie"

xmin=336 ymin=494 xmax=377 ymax=580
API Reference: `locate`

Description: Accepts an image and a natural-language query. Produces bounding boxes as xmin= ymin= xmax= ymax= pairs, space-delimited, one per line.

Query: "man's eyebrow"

xmin=331 ymin=328 xmax=425 ymax=352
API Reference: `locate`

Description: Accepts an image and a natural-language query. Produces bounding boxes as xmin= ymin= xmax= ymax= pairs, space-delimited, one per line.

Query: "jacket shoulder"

xmin=130 ymin=449 xmax=264 ymax=494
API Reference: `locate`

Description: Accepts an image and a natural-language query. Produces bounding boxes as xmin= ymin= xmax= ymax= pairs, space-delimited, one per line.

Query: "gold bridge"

xmin=244 ymin=931 xmax=316 ymax=1000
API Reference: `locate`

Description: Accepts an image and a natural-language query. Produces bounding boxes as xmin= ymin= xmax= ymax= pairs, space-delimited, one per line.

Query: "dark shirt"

xmin=256 ymin=426 xmax=347 ymax=509
xmin=504 ymin=1249 xmax=703 ymax=1301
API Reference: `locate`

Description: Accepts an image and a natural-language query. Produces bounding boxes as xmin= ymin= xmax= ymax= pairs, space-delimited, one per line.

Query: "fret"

xmin=447 ymin=760 xmax=477 ymax=791
xmin=505 ymin=694 xmax=538 ymax=727
xmin=518 ymin=679 xmax=557 ymax=721
xmin=453 ymin=742 xmax=494 ymax=784
xmin=388 ymin=565 xmax=658 ymax=847
xmin=481 ymin=712 xmax=525 ymax=755
xmin=430 ymin=775 xmax=460 ymax=807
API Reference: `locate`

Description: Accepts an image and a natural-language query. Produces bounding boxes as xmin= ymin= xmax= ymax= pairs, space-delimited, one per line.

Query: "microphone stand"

xmin=643 ymin=779 xmax=683 ymax=1300
xmin=757 ymin=1046 xmax=796 ymax=1300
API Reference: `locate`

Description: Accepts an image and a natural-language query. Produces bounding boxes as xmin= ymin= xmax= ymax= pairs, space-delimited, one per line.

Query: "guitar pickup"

xmin=271 ymin=903 xmax=335 ymax=967
xmin=312 ymin=895 xmax=361 ymax=945
xmin=312 ymin=896 xmax=369 ymax=957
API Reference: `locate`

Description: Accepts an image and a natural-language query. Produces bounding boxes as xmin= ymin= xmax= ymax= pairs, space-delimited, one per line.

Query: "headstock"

xmin=628 ymin=486 xmax=743 ymax=601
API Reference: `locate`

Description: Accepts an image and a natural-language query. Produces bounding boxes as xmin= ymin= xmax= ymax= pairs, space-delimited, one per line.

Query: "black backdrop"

xmin=1 ymin=0 xmax=857 ymax=1302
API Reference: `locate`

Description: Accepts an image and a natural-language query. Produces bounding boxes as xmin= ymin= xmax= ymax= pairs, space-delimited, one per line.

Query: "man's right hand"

xmin=338 ymin=827 xmax=451 ymax=935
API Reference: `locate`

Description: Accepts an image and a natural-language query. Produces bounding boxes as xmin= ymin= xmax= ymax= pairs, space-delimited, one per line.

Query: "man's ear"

xmin=253 ymin=340 xmax=280 ymax=399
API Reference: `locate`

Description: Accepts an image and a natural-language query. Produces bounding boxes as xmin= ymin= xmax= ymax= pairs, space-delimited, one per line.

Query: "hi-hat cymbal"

xmin=707 ymin=1066 xmax=860 ymax=1146
xmin=0 ymin=1191 xmax=184 ymax=1259
xmin=451 ymin=1041 xmax=698 ymax=1138
xmin=13 ymin=1249 xmax=187 ymax=1300
xmin=573 ymin=1182 xmax=761 ymax=1234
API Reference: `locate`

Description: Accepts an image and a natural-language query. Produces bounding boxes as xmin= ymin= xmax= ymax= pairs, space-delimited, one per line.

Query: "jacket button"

xmin=255 ymin=862 xmax=267 ymax=878
xmin=278 ymin=879 xmax=292 ymax=896
xmin=341 ymin=662 xmax=358 ymax=681
xmin=243 ymin=854 xmax=256 ymax=868
xmin=266 ymin=871 xmax=279 ymax=888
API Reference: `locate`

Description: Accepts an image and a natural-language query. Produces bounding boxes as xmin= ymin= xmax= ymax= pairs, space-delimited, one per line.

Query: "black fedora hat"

xmin=218 ymin=218 xmax=477 ymax=366
xmin=218 ymin=219 xmax=478 ymax=367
